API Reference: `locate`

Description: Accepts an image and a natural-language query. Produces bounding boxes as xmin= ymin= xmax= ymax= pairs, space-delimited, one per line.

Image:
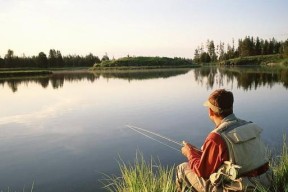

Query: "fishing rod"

xmin=126 ymin=124 xmax=183 ymax=152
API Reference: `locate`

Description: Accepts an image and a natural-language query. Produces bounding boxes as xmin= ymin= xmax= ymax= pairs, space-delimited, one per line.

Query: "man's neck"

xmin=214 ymin=117 xmax=223 ymax=128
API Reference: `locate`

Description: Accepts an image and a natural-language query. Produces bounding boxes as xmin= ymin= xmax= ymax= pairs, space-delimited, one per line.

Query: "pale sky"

xmin=0 ymin=0 xmax=287 ymax=59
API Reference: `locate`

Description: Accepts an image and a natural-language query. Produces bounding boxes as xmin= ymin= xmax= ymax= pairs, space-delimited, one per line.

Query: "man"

xmin=176 ymin=89 xmax=272 ymax=192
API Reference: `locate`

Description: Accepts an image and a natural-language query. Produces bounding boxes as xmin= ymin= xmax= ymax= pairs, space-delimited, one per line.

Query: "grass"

xmin=91 ymin=56 xmax=197 ymax=69
xmin=267 ymin=135 xmax=288 ymax=192
xmin=0 ymin=181 xmax=34 ymax=192
xmin=102 ymin=152 xmax=177 ymax=192
xmin=103 ymin=136 xmax=288 ymax=192
xmin=218 ymin=54 xmax=288 ymax=66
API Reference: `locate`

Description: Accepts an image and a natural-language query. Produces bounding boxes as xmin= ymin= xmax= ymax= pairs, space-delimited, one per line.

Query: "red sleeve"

xmin=186 ymin=132 xmax=228 ymax=179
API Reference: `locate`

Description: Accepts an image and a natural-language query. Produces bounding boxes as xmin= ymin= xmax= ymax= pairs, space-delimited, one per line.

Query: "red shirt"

xmin=186 ymin=132 xmax=229 ymax=179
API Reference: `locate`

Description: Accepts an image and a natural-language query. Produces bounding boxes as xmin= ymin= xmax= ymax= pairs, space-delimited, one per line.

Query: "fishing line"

xmin=128 ymin=126 xmax=181 ymax=152
xmin=126 ymin=125 xmax=182 ymax=146
xmin=126 ymin=125 xmax=182 ymax=152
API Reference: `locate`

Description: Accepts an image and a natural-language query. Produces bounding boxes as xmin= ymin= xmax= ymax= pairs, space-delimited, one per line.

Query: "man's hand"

xmin=181 ymin=141 xmax=195 ymax=158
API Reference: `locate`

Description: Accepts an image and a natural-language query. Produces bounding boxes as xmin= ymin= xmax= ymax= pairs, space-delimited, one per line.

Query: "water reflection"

xmin=92 ymin=68 xmax=191 ymax=81
xmin=0 ymin=69 xmax=190 ymax=92
xmin=194 ymin=66 xmax=288 ymax=90
xmin=0 ymin=72 xmax=98 ymax=92
xmin=1 ymin=67 xmax=288 ymax=92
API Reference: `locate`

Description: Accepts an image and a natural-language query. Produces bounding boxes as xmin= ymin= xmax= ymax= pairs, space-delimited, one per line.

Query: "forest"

xmin=193 ymin=36 xmax=288 ymax=63
xmin=1 ymin=36 xmax=288 ymax=69
xmin=0 ymin=49 xmax=102 ymax=69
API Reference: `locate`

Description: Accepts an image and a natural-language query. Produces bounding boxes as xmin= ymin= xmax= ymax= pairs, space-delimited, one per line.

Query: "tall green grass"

xmin=102 ymin=153 xmax=177 ymax=192
xmin=103 ymin=136 xmax=288 ymax=192
xmin=267 ymin=135 xmax=288 ymax=192
xmin=0 ymin=181 xmax=34 ymax=192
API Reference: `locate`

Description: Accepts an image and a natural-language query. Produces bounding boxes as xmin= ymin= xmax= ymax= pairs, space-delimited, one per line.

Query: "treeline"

xmin=93 ymin=56 xmax=195 ymax=68
xmin=193 ymin=36 xmax=288 ymax=63
xmin=0 ymin=49 xmax=103 ymax=69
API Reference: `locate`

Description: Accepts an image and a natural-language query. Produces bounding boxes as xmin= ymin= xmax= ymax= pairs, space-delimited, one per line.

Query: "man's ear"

xmin=209 ymin=108 xmax=214 ymax=117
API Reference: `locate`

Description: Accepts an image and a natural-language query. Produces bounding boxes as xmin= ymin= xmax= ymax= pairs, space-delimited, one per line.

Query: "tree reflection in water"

xmin=193 ymin=66 xmax=288 ymax=90
xmin=0 ymin=67 xmax=287 ymax=92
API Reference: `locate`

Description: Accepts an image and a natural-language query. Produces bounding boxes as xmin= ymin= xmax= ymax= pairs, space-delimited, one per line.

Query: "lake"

xmin=0 ymin=67 xmax=287 ymax=191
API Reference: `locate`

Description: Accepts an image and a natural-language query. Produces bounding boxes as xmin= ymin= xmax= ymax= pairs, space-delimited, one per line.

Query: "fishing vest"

xmin=212 ymin=117 xmax=268 ymax=176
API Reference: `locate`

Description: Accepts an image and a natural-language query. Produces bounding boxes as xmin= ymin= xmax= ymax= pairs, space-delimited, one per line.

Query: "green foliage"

xmin=102 ymin=152 xmax=177 ymax=192
xmin=219 ymin=54 xmax=284 ymax=66
xmin=92 ymin=56 xmax=194 ymax=69
xmin=270 ymin=135 xmax=288 ymax=192
xmin=101 ymin=53 xmax=110 ymax=62
xmin=283 ymin=40 xmax=288 ymax=56
xmin=193 ymin=36 xmax=288 ymax=64
xmin=0 ymin=49 xmax=101 ymax=69
xmin=255 ymin=135 xmax=288 ymax=192
xmin=36 ymin=52 xmax=48 ymax=68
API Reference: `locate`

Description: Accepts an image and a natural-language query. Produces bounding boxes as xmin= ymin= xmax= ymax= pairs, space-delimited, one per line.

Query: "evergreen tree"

xmin=193 ymin=48 xmax=200 ymax=63
xmin=255 ymin=37 xmax=261 ymax=55
xmin=200 ymin=52 xmax=211 ymax=63
xmin=101 ymin=53 xmax=110 ymax=62
xmin=218 ymin=41 xmax=225 ymax=61
xmin=239 ymin=36 xmax=254 ymax=56
xmin=37 ymin=52 xmax=48 ymax=68
xmin=48 ymin=49 xmax=57 ymax=67
xmin=207 ymin=40 xmax=217 ymax=62
xmin=283 ymin=39 xmax=288 ymax=56
xmin=4 ymin=49 xmax=15 ymax=68
xmin=56 ymin=50 xmax=64 ymax=67
xmin=0 ymin=56 xmax=4 ymax=68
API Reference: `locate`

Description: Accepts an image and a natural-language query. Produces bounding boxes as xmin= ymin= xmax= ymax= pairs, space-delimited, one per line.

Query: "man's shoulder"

xmin=206 ymin=132 xmax=225 ymax=143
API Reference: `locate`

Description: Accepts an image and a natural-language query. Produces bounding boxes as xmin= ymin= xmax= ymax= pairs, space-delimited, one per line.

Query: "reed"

xmin=266 ymin=134 xmax=288 ymax=192
xmin=0 ymin=181 xmax=34 ymax=192
xmin=102 ymin=152 xmax=177 ymax=192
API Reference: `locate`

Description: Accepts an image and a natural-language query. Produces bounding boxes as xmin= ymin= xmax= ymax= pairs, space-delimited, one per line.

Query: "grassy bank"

xmin=91 ymin=56 xmax=198 ymax=69
xmin=104 ymin=137 xmax=288 ymax=192
xmin=218 ymin=54 xmax=288 ymax=67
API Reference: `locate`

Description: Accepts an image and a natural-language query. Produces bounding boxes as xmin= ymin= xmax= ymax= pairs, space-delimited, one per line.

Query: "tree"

xmin=207 ymin=40 xmax=217 ymax=62
xmin=218 ymin=41 xmax=225 ymax=61
xmin=101 ymin=53 xmax=110 ymax=62
xmin=200 ymin=52 xmax=211 ymax=63
xmin=56 ymin=50 xmax=64 ymax=67
xmin=193 ymin=48 xmax=200 ymax=63
xmin=48 ymin=49 xmax=57 ymax=67
xmin=4 ymin=49 xmax=15 ymax=68
xmin=255 ymin=37 xmax=261 ymax=55
xmin=226 ymin=43 xmax=235 ymax=59
xmin=262 ymin=40 xmax=269 ymax=55
xmin=5 ymin=49 xmax=14 ymax=59
xmin=48 ymin=49 xmax=64 ymax=67
xmin=283 ymin=39 xmax=288 ymax=56
xmin=85 ymin=53 xmax=100 ymax=66
xmin=0 ymin=57 xmax=4 ymax=68
xmin=239 ymin=37 xmax=254 ymax=57
xmin=37 ymin=52 xmax=48 ymax=68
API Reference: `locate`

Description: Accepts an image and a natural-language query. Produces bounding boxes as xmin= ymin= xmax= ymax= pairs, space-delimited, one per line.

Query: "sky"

xmin=0 ymin=0 xmax=288 ymax=59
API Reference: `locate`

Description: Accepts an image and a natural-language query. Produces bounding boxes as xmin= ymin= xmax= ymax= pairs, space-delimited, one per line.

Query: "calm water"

xmin=0 ymin=67 xmax=287 ymax=191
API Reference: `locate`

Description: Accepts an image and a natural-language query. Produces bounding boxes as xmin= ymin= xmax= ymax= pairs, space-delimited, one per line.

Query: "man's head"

xmin=203 ymin=89 xmax=234 ymax=118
